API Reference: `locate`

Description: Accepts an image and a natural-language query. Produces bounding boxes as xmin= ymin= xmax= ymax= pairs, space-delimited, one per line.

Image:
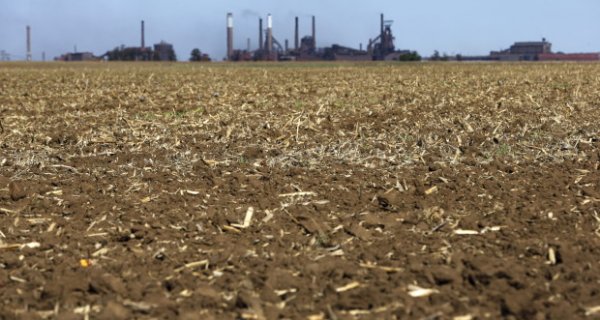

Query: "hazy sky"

xmin=1 ymin=0 xmax=599 ymax=61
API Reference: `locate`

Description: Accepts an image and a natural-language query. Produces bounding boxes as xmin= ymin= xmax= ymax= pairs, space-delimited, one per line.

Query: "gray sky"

xmin=1 ymin=0 xmax=599 ymax=61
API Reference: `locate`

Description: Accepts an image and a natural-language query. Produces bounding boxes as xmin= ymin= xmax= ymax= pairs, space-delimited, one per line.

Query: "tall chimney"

xmin=141 ymin=20 xmax=145 ymax=49
xmin=259 ymin=18 xmax=263 ymax=50
xmin=26 ymin=25 xmax=32 ymax=62
xmin=226 ymin=13 xmax=234 ymax=60
xmin=285 ymin=39 xmax=289 ymax=52
xmin=267 ymin=14 xmax=273 ymax=54
xmin=380 ymin=13 xmax=384 ymax=37
xmin=312 ymin=16 xmax=316 ymax=51
xmin=294 ymin=17 xmax=299 ymax=50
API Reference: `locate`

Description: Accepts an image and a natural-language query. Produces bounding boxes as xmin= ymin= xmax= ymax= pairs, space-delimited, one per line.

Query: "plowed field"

xmin=0 ymin=62 xmax=599 ymax=319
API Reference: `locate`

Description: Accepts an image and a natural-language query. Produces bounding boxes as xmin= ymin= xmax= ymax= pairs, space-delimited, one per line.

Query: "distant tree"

xmin=190 ymin=48 xmax=211 ymax=62
xmin=430 ymin=50 xmax=450 ymax=61
xmin=105 ymin=47 xmax=122 ymax=61
xmin=105 ymin=46 xmax=151 ymax=61
xmin=190 ymin=49 xmax=202 ymax=61
xmin=397 ymin=51 xmax=421 ymax=61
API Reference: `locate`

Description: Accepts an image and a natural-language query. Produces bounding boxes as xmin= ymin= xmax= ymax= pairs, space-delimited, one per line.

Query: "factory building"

xmin=55 ymin=52 xmax=98 ymax=61
xmin=102 ymin=21 xmax=177 ymax=61
xmin=538 ymin=53 xmax=600 ymax=61
xmin=322 ymin=45 xmax=370 ymax=61
xmin=487 ymin=39 xmax=599 ymax=61
xmin=510 ymin=41 xmax=552 ymax=55
xmin=153 ymin=41 xmax=176 ymax=61
xmin=490 ymin=39 xmax=552 ymax=61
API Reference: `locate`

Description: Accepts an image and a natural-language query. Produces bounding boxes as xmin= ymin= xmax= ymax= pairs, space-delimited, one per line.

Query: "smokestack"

xmin=267 ymin=14 xmax=273 ymax=54
xmin=380 ymin=13 xmax=384 ymax=37
xmin=26 ymin=25 xmax=31 ymax=62
xmin=312 ymin=16 xmax=316 ymax=50
xmin=227 ymin=13 xmax=234 ymax=60
xmin=285 ymin=39 xmax=289 ymax=52
xmin=295 ymin=17 xmax=299 ymax=50
xmin=360 ymin=43 xmax=363 ymax=51
xmin=141 ymin=20 xmax=145 ymax=49
xmin=259 ymin=18 xmax=263 ymax=50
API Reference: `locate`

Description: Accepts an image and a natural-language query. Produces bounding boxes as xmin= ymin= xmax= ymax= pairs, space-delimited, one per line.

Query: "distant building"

xmin=0 ymin=50 xmax=10 ymax=61
xmin=491 ymin=39 xmax=552 ymax=61
xmin=230 ymin=50 xmax=253 ymax=61
xmin=486 ymin=39 xmax=600 ymax=61
xmin=538 ymin=53 xmax=600 ymax=61
xmin=322 ymin=44 xmax=371 ymax=61
xmin=509 ymin=41 xmax=552 ymax=55
xmin=153 ymin=41 xmax=176 ymax=61
xmin=55 ymin=52 xmax=98 ymax=61
xmin=298 ymin=36 xmax=316 ymax=55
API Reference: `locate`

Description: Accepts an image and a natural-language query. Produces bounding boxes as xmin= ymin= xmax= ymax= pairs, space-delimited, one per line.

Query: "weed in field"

xmin=496 ymin=143 xmax=512 ymax=157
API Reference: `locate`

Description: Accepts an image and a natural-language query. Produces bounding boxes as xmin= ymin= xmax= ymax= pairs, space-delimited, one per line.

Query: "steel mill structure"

xmin=226 ymin=13 xmax=415 ymax=62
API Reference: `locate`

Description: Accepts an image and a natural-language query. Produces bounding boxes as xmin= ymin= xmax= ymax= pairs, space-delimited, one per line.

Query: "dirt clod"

xmin=98 ymin=301 xmax=131 ymax=320
xmin=8 ymin=181 xmax=26 ymax=201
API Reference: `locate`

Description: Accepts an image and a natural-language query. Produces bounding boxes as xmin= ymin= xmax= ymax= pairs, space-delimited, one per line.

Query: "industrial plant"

xmin=53 ymin=20 xmax=177 ymax=62
xmin=101 ymin=21 xmax=177 ymax=61
xmin=7 ymin=12 xmax=599 ymax=63
xmin=225 ymin=13 xmax=419 ymax=62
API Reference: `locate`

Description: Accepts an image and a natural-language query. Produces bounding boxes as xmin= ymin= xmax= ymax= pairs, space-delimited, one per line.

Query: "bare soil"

xmin=0 ymin=62 xmax=599 ymax=319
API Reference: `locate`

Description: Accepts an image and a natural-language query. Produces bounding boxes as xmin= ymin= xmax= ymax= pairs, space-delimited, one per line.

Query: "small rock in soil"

xmin=98 ymin=301 xmax=131 ymax=320
xmin=9 ymin=181 xmax=26 ymax=201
